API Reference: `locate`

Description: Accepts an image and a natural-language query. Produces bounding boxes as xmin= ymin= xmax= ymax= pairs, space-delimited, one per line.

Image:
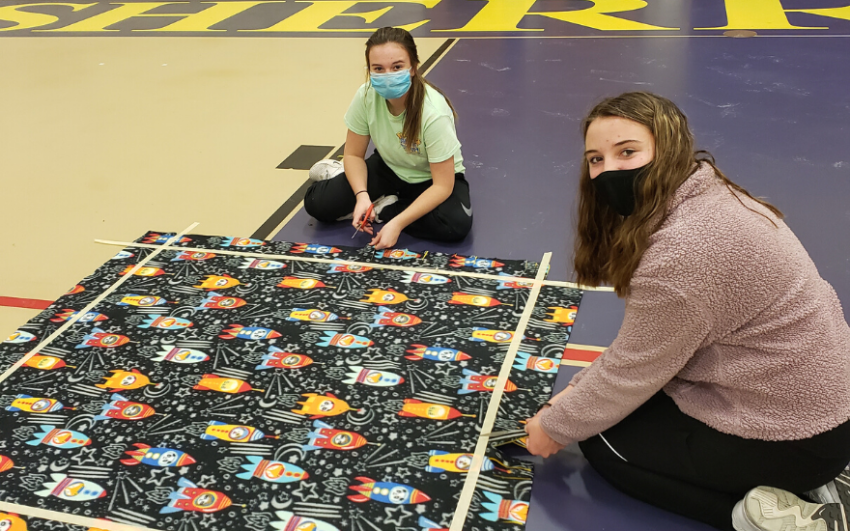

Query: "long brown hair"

xmin=365 ymin=27 xmax=457 ymax=153
xmin=573 ymin=92 xmax=784 ymax=297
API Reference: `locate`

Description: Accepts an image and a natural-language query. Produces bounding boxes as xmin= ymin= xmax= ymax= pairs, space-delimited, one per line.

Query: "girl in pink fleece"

xmin=524 ymin=92 xmax=850 ymax=531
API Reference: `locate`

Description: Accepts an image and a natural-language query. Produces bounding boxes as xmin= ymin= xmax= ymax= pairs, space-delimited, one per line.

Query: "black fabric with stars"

xmin=0 ymin=232 xmax=582 ymax=531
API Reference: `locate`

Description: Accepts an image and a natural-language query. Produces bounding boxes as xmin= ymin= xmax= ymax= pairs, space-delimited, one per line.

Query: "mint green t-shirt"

xmin=344 ymin=82 xmax=465 ymax=184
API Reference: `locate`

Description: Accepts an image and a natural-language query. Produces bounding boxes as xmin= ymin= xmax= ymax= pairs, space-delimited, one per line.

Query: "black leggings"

xmin=579 ymin=392 xmax=850 ymax=531
xmin=303 ymin=151 xmax=473 ymax=242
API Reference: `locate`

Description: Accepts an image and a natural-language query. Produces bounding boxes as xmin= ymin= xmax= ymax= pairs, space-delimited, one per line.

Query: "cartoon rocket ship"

xmin=348 ymin=477 xmax=430 ymax=504
xmin=496 ymin=272 xmax=533 ymax=290
xmin=153 ymin=347 xmax=209 ymax=364
xmin=160 ymin=477 xmax=233 ymax=514
xmin=513 ymin=352 xmax=559 ymax=374
xmin=418 ymin=516 xmax=449 ymax=531
xmin=112 ymin=250 xmax=135 ymax=259
xmin=277 ymin=277 xmax=329 ymax=290
xmin=219 ymin=324 xmax=282 ymax=340
xmin=287 ymin=308 xmax=341 ymax=322
xmin=425 ymin=451 xmax=494 ymax=473
xmin=27 ymin=425 xmax=91 ymax=448
xmin=236 ymin=456 xmax=309 ymax=484
xmin=375 ymin=249 xmax=420 ymax=260
xmin=194 ymin=274 xmax=241 ymax=290
xmin=96 ymin=369 xmax=156 ymax=391
xmin=66 ymin=284 xmax=85 ymax=295
xmin=316 ymin=331 xmax=372 ymax=349
xmin=302 ymin=420 xmax=369 ymax=452
xmin=139 ymin=316 xmax=193 ymax=330
xmin=292 ymin=393 xmax=357 ymax=419
xmin=120 ymin=443 xmax=196 ymax=467
xmin=193 ymin=375 xmax=262 ymax=394
xmin=4 ymin=330 xmax=35 ymax=343
xmin=220 ymin=237 xmax=266 ymax=248
xmin=50 ymin=309 xmax=108 ymax=323
xmin=290 ymin=243 xmax=342 ymax=254
xmin=76 ymin=328 xmax=131 ymax=349
xmin=448 ymin=292 xmax=504 ymax=307
xmin=0 ymin=456 xmax=16 ymax=473
xmin=327 ymin=264 xmax=371 ymax=274
xmin=479 ymin=491 xmax=528 ymax=524
xmin=404 ymin=344 xmax=471 ymax=362
xmin=35 ymin=474 xmax=106 ymax=502
xmin=343 ymin=366 xmax=404 ymax=387
xmin=360 ymin=288 xmax=409 ymax=305
xmin=470 ymin=328 xmax=537 ymax=344
xmin=24 ymin=355 xmax=74 ymax=371
xmin=196 ymin=292 xmax=246 ymax=310
xmin=372 ymin=307 xmax=422 ymax=328
xmin=93 ymin=394 xmax=156 ymax=422
xmin=398 ymin=400 xmax=474 ymax=420
xmin=142 ymin=233 xmax=191 ymax=244
xmin=449 ymin=255 xmax=504 ymax=269
xmin=271 ymin=511 xmax=340 ymax=531
xmin=544 ymin=306 xmax=578 ymax=326
xmin=459 ymin=369 xmax=518 ymax=394
xmin=200 ymin=421 xmax=278 ymax=443
xmin=6 ymin=395 xmax=72 ymax=413
xmin=256 ymin=348 xmax=313 ymax=371
xmin=173 ymin=251 xmax=216 ymax=261
xmin=0 ymin=512 xmax=27 ymax=531
xmin=117 ymin=294 xmax=169 ymax=307
xmin=119 ymin=265 xmax=166 ymax=277
xmin=240 ymin=258 xmax=286 ymax=270
xmin=401 ymin=271 xmax=450 ymax=285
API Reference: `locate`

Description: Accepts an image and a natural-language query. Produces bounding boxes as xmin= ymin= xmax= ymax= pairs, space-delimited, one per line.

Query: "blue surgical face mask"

xmin=370 ymin=68 xmax=412 ymax=100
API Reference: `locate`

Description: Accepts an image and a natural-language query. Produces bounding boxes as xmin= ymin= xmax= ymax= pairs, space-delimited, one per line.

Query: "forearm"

xmin=343 ymin=155 xmax=368 ymax=195
xmin=390 ymin=184 xmax=452 ymax=229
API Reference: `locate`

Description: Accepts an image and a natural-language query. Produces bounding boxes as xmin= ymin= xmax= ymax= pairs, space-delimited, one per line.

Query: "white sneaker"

xmin=372 ymin=195 xmax=398 ymax=223
xmin=732 ymin=486 xmax=848 ymax=531
xmin=309 ymin=159 xmax=344 ymax=182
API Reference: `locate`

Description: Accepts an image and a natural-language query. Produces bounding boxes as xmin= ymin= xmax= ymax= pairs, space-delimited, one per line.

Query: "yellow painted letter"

xmin=698 ymin=0 xmax=832 ymax=30
xmin=41 ymin=1 xmax=267 ymax=32
xmin=249 ymin=0 xmax=439 ymax=33
xmin=0 ymin=3 xmax=94 ymax=32
xmin=438 ymin=0 xmax=678 ymax=33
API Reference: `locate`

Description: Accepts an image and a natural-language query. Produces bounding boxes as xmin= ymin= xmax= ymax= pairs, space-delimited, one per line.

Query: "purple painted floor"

xmin=276 ymin=35 xmax=850 ymax=531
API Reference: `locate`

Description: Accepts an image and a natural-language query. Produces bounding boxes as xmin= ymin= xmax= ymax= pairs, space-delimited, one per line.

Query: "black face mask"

xmin=591 ymin=164 xmax=649 ymax=217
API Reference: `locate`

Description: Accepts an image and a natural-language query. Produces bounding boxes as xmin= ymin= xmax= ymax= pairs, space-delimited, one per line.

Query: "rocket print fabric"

xmin=0 ymin=232 xmax=582 ymax=531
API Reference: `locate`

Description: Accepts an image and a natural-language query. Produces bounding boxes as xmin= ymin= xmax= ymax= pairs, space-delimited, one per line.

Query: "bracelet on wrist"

xmin=355 ymin=190 xmax=369 ymax=196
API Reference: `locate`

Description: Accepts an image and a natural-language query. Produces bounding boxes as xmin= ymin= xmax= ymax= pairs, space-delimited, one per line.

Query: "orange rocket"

xmin=277 ymin=277 xmax=329 ymax=290
xmin=194 ymin=274 xmax=241 ymax=290
xmin=119 ymin=266 xmax=166 ymax=277
xmin=142 ymin=233 xmax=191 ymax=244
xmin=398 ymin=399 xmax=474 ymax=420
xmin=76 ymin=328 xmax=132 ymax=349
xmin=197 ymin=293 xmax=246 ymax=310
xmin=66 ymin=284 xmax=85 ymax=295
xmin=96 ymin=369 xmax=156 ymax=391
xmin=447 ymin=292 xmax=505 ymax=307
xmin=459 ymin=369 xmax=518 ymax=394
xmin=292 ymin=393 xmax=358 ymax=419
xmin=545 ymin=306 xmax=578 ymax=326
xmin=193 ymin=375 xmax=263 ymax=394
xmin=360 ymin=288 xmax=409 ymax=305
xmin=24 ymin=355 xmax=74 ymax=370
xmin=0 ymin=455 xmax=15 ymax=473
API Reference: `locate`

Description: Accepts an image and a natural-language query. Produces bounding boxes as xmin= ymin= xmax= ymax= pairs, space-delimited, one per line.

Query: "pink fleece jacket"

xmin=541 ymin=162 xmax=850 ymax=444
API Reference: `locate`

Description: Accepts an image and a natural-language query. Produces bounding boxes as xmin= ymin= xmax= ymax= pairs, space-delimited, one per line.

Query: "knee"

xmin=430 ymin=208 xmax=473 ymax=242
xmin=303 ymin=183 xmax=340 ymax=223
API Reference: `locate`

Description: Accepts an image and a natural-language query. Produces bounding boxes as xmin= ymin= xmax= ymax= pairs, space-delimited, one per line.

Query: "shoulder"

xmin=422 ymin=85 xmax=453 ymax=120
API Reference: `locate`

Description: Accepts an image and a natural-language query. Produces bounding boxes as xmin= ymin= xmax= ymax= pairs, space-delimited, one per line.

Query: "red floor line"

xmin=0 ymin=296 xmax=54 ymax=310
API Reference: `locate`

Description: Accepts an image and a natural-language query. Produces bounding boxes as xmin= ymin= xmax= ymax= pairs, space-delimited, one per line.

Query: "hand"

xmin=352 ymin=194 xmax=375 ymax=235
xmin=524 ymin=414 xmax=565 ymax=458
xmin=370 ymin=220 xmax=401 ymax=250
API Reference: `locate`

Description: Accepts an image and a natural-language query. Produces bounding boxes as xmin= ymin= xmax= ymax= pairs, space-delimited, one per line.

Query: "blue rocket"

xmin=236 ymin=456 xmax=309 ymax=483
xmin=513 ymin=352 xmax=559 ymax=374
xmin=120 ymin=443 xmax=196 ymax=467
xmin=111 ymin=250 xmax=135 ymax=260
xmin=291 ymin=243 xmax=342 ymax=254
xmin=316 ymin=331 xmax=373 ymax=349
xmin=240 ymin=258 xmax=286 ymax=270
xmin=401 ymin=271 xmax=451 ymax=284
xmin=221 ymin=237 xmax=266 ymax=248
xmin=450 ymin=255 xmax=504 ymax=269
xmin=139 ymin=316 xmax=193 ymax=329
xmin=5 ymin=330 xmax=36 ymax=343
xmin=35 ymin=474 xmax=106 ymax=502
xmin=425 ymin=450 xmax=494 ymax=473
xmin=479 ymin=491 xmax=528 ymax=524
xmin=27 ymin=425 xmax=91 ymax=449
xmin=343 ymin=366 xmax=404 ymax=387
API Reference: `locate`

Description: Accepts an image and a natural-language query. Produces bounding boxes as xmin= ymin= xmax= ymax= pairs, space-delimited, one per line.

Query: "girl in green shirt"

xmin=304 ymin=27 xmax=472 ymax=250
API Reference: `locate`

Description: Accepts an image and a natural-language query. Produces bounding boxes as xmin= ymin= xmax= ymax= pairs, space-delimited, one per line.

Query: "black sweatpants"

xmin=303 ymin=151 xmax=473 ymax=242
xmin=579 ymin=392 xmax=850 ymax=531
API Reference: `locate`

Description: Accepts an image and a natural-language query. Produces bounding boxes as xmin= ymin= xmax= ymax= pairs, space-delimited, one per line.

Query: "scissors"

xmin=351 ymin=203 xmax=375 ymax=239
